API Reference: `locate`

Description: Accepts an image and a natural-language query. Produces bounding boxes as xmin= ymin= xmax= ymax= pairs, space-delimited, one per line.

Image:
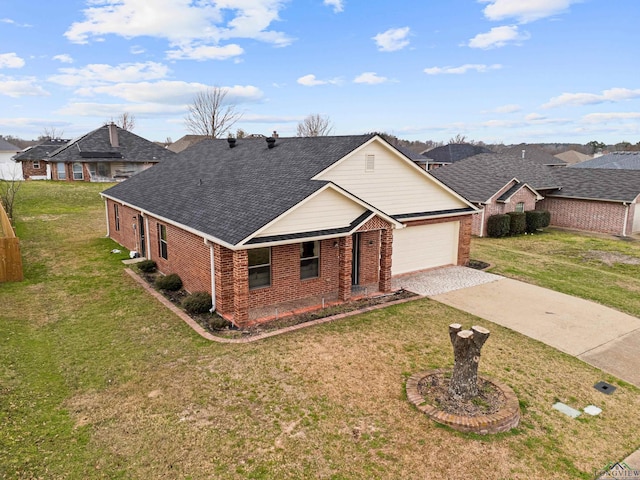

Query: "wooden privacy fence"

xmin=0 ymin=202 xmax=23 ymax=282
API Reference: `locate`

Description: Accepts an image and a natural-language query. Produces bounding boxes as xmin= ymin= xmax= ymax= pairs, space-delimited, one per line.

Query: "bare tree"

xmin=296 ymin=114 xmax=333 ymax=137
xmin=0 ymin=174 xmax=22 ymax=223
xmin=42 ymin=126 xmax=64 ymax=140
xmin=113 ymin=112 xmax=136 ymax=131
xmin=185 ymin=87 xmax=242 ymax=138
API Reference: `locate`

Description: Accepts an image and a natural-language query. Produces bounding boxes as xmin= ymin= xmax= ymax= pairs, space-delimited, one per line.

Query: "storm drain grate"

xmin=594 ymin=381 xmax=616 ymax=395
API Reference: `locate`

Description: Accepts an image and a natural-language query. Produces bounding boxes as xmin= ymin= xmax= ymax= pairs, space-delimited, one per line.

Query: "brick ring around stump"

xmin=406 ymin=370 xmax=520 ymax=435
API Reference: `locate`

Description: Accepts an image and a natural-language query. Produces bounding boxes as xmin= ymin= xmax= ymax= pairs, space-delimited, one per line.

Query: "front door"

xmin=138 ymin=215 xmax=146 ymax=257
xmin=351 ymin=233 xmax=360 ymax=285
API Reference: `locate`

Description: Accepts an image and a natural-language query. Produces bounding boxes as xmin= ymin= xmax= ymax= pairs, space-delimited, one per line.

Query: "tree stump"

xmin=448 ymin=323 xmax=490 ymax=400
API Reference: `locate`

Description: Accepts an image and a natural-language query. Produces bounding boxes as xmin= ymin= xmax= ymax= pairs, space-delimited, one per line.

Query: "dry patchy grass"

xmin=2 ymin=183 xmax=640 ymax=479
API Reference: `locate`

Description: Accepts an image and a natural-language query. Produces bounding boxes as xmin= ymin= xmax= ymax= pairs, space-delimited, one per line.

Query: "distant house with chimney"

xmin=13 ymin=123 xmax=175 ymax=182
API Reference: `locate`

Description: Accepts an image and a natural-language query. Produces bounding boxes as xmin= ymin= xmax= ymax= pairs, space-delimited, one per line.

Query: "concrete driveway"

xmin=395 ymin=267 xmax=640 ymax=387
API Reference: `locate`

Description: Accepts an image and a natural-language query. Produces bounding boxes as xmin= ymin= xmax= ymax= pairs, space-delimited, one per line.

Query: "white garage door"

xmin=392 ymin=221 xmax=459 ymax=276
xmin=633 ymin=203 xmax=640 ymax=233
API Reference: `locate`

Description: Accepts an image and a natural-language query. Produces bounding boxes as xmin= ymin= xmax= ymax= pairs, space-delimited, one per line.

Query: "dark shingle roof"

xmin=0 ymin=138 xmax=20 ymax=151
xmin=166 ymin=135 xmax=208 ymax=153
xmin=422 ymin=144 xmax=494 ymax=164
xmin=13 ymin=139 xmax=70 ymax=161
xmin=570 ymin=151 xmax=640 ymax=170
xmin=503 ymin=144 xmax=567 ymax=166
xmin=103 ymin=135 xmax=376 ymax=246
xmin=429 ymin=153 xmax=560 ymax=203
xmin=546 ymin=168 xmax=640 ymax=202
xmin=49 ymin=125 xmax=175 ymax=163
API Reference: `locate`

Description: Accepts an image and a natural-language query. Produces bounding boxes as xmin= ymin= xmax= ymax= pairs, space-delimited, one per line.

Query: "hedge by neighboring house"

xmin=13 ymin=124 xmax=175 ymax=182
xmin=102 ymin=134 xmax=477 ymax=327
xmin=570 ymin=151 xmax=640 ymax=170
xmin=0 ymin=138 xmax=22 ymax=180
xmin=429 ymin=153 xmax=640 ymax=237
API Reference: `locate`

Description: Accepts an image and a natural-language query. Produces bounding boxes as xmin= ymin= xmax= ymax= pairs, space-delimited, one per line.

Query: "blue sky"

xmin=1 ymin=0 xmax=639 ymax=144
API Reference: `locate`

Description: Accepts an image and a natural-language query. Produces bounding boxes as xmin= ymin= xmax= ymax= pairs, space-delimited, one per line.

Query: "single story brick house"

xmin=430 ymin=153 xmax=640 ymax=236
xmin=13 ymin=139 xmax=69 ymax=180
xmin=101 ymin=134 xmax=477 ymax=327
xmin=15 ymin=124 xmax=175 ymax=182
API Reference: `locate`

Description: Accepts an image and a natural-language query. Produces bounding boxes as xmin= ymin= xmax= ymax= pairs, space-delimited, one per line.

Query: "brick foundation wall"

xmin=537 ymin=197 xmax=629 ymax=236
xmin=21 ymin=161 xmax=47 ymax=179
xmin=403 ymin=215 xmax=473 ymax=266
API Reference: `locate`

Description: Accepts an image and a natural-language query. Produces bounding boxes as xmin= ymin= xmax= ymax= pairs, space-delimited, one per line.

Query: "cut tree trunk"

xmin=448 ymin=323 xmax=490 ymax=400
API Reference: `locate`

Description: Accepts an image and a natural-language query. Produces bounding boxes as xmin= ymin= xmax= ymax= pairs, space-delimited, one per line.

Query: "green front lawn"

xmin=1 ymin=182 xmax=639 ymax=479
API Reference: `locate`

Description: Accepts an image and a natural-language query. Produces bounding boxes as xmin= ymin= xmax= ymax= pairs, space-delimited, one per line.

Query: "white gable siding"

xmin=256 ymin=188 xmax=366 ymax=237
xmin=316 ymin=141 xmax=468 ymax=215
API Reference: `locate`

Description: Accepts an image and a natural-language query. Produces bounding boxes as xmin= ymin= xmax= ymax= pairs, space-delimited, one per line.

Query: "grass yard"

xmin=2 ymin=182 xmax=640 ymax=479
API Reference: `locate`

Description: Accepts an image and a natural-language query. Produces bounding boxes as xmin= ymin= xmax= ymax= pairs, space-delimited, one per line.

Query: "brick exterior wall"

xmin=50 ymin=162 xmax=91 ymax=182
xmin=537 ymin=197 xmax=633 ymax=236
xmin=21 ymin=161 xmax=47 ymax=179
xmin=402 ymin=215 xmax=472 ymax=267
xmin=472 ymin=183 xmax=539 ymax=236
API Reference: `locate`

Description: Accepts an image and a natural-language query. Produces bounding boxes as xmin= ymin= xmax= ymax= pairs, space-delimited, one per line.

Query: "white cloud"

xmin=130 ymin=45 xmax=146 ymax=54
xmin=0 ymin=75 xmax=49 ymax=97
xmin=0 ymin=53 xmax=25 ymax=69
xmin=353 ymin=72 xmax=388 ymax=84
xmin=297 ymin=74 xmax=340 ymax=86
xmin=373 ymin=27 xmax=410 ymax=52
xmin=424 ymin=63 xmax=502 ymax=75
xmin=543 ymin=88 xmax=640 ymax=108
xmin=582 ymin=112 xmax=640 ymax=124
xmin=324 ymin=0 xmax=344 ymax=13
xmin=57 ymin=102 xmax=186 ymax=117
xmin=493 ymin=104 xmax=521 ymax=113
xmin=166 ymin=43 xmax=244 ymax=61
xmin=48 ymin=61 xmax=169 ymax=87
xmin=1 ymin=18 xmax=32 ymax=28
xmin=78 ymin=81 xmax=263 ymax=105
xmin=64 ymin=0 xmax=292 ymax=60
xmin=480 ymin=0 xmax=579 ymax=23
xmin=467 ymin=25 xmax=530 ymax=49
xmin=53 ymin=54 xmax=74 ymax=64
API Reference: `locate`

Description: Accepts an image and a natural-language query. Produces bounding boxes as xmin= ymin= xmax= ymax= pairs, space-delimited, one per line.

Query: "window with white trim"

xmin=33 ymin=160 xmax=40 ymax=169
xmin=72 ymin=162 xmax=83 ymax=180
xmin=515 ymin=202 xmax=525 ymax=213
xmin=57 ymin=162 xmax=66 ymax=180
xmin=248 ymin=247 xmax=271 ymax=289
xmin=158 ymin=224 xmax=168 ymax=260
xmin=114 ymin=204 xmax=120 ymax=231
xmin=300 ymin=241 xmax=320 ymax=279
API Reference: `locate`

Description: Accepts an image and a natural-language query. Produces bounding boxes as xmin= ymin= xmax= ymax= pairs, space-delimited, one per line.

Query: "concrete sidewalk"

xmin=430 ymin=277 xmax=640 ymax=387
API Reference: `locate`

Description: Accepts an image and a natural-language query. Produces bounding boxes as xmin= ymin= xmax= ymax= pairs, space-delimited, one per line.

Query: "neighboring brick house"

xmin=429 ymin=154 xmax=554 ymax=236
xmin=13 ymin=139 xmax=69 ymax=180
xmin=102 ymin=134 xmax=477 ymax=327
xmin=16 ymin=124 xmax=175 ymax=182
xmin=429 ymin=153 xmax=640 ymax=237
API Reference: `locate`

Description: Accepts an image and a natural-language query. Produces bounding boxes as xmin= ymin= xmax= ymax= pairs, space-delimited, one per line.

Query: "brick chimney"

xmin=108 ymin=122 xmax=119 ymax=147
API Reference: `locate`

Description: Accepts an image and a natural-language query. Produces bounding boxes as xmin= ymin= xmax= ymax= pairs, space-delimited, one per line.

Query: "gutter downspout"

xmin=204 ymin=239 xmax=216 ymax=312
xmin=479 ymin=204 xmax=486 ymax=237
xmin=104 ymin=199 xmax=110 ymax=237
xmin=622 ymin=203 xmax=629 ymax=237
xmin=144 ymin=215 xmax=151 ymax=259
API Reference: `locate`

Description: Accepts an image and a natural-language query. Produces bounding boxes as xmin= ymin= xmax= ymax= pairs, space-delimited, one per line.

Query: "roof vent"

xmin=227 ymin=137 xmax=236 ymax=148
xmin=266 ymin=137 xmax=276 ymax=149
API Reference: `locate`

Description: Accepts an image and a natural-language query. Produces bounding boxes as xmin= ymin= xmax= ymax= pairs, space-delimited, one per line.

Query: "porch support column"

xmin=379 ymin=228 xmax=393 ymax=293
xmin=338 ymin=236 xmax=352 ymax=301
xmin=232 ymin=250 xmax=249 ymax=327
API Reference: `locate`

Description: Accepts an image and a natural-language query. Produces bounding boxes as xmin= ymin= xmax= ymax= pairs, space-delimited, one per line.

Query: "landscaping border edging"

xmin=406 ymin=369 xmax=520 ymax=434
xmin=125 ymin=268 xmax=423 ymax=344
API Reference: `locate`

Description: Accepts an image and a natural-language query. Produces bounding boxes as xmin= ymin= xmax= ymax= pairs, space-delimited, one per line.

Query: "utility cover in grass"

xmin=584 ymin=405 xmax=602 ymax=416
xmin=553 ymin=402 xmax=581 ymax=418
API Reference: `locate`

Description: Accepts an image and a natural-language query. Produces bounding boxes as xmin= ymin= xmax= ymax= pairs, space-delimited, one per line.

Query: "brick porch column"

xmin=379 ymin=228 xmax=393 ymax=292
xmin=338 ymin=235 xmax=353 ymax=301
xmin=457 ymin=216 xmax=472 ymax=266
xmin=232 ymin=250 xmax=249 ymax=327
